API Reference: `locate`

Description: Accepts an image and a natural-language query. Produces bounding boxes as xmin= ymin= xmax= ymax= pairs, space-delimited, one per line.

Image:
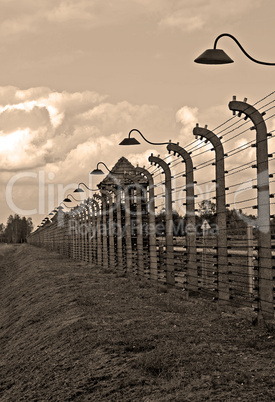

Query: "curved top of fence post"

xmin=135 ymin=165 xmax=155 ymax=196
xmin=166 ymin=142 xmax=193 ymax=172
xmin=135 ymin=166 xmax=154 ymax=184
xmin=228 ymin=97 xmax=267 ymax=133
xmin=148 ymin=154 xmax=171 ymax=181
xmin=166 ymin=141 xmax=194 ymax=195
xmin=193 ymin=124 xmax=224 ymax=157
xmin=148 ymin=153 xmax=172 ymax=216
xmin=193 ymin=124 xmax=226 ymax=202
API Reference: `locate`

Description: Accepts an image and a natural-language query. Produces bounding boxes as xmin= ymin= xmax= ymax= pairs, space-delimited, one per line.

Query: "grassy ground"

xmin=0 ymin=243 xmax=275 ymax=401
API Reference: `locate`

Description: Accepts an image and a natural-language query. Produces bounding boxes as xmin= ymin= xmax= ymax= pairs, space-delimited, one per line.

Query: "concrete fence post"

xmin=166 ymin=142 xmax=197 ymax=294
xmin=125 ymin=173 xmax=145 ymax=276
xmin=193 ymin=124 xmax=229 ymax=309
xmin=81 ymin=206 xmax=86 ymax=261
xmin=229 ymin=97 xmax=273 ymax=322
xmin=247 ymin=225 xmax=254 ymax=295
xmin=90 ymin=202 xmax=97 ymax=264
xmin=101 ymin=190 xmax=116 ymax=270
xmin=91 ymin=198 xmax=102 ymax=267
xmin=114 ymin=187 xmax=124 ymax=272
xmin=94 ymin=193 xmax=108 ymax=270
xmin=124 ymin=185 xmax=133 ymax=273
xmin=86 ymin=199 xmax=92 ymax=265
xmin=148 ymin=153 xmax=175 ymax=287
xmin=136 ymin=166 xmax=158 ymax=281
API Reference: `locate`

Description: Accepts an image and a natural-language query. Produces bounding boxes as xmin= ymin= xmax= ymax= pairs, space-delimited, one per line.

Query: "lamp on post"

xmin=74 ymin=182 xmax=98 ymax=193
xmin=194 ymin=33 xmax=275 ymax=65
xmin=63 ymin=194 xmax=82 ymax=203
xmin=90 ymin=162 xmax=111 ymax=175
xmin=119 ymin=129 xmax=170 ymax=146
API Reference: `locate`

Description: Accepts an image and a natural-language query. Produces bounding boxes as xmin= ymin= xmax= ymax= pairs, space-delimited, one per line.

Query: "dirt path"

xmin=0 ymin=244 xmax=274 ymax=401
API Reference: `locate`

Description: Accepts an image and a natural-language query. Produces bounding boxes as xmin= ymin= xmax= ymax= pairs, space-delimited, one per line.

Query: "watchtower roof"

xmin=98 ymin=157 xmax=148 ymax=189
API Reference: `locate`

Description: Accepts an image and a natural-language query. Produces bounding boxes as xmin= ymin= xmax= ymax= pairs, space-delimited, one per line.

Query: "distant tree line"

xmin=0 ymin=214 xmax=33 ymax=243
xmin=155 ymin=200 xmax=259 ymax=237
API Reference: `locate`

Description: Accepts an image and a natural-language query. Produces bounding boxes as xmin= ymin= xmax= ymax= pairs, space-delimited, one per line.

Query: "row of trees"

xmin=155 ymin=200 xmax=257 ymax=236
xmin=0 ymin=214 xmax=33 ymax=243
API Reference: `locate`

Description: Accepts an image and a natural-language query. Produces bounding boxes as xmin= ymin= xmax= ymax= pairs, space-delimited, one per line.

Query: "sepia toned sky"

xmin=0 ymin=0 xmax=275 ymax=228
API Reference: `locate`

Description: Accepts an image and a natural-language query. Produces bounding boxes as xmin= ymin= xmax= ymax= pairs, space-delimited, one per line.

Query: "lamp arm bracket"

xmin=214 ymin=33 xmax=275 ymax=66
xmin=129 ymin=129 xmax=170 ymax=145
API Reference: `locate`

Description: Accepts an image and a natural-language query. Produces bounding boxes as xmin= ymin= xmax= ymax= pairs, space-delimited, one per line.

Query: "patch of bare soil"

xmin=0 ymin=244 xmax=274 ymax=401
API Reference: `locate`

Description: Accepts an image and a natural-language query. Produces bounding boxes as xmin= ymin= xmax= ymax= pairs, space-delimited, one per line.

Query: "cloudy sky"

xmin=1 ymin=0 xmax=275 ymax=228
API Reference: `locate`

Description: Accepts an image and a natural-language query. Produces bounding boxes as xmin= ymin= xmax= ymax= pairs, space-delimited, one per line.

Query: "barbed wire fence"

xmin=28 ymin=93 xmax=275 ymax=324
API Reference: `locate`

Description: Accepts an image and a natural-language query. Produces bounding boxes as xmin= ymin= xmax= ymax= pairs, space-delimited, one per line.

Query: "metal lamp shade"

xmin=90 ymin=168 xmax=105 ymax=175
xmin=194 ymin=49 xmax=234 ymax=64
xmin=119 ymin=137 xmax=140 ymax=145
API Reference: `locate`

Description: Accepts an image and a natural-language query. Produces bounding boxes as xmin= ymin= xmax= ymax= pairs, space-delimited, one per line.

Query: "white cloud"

xmin=176 ymin=105 xmax=199 ymax=143
xmin=0 ymin=86 xmax=167 ymax=174
xmin=127 ymin=148 xmax=159 ymax=168
xmin=0 ymin=0 xmax=263 ymax=37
